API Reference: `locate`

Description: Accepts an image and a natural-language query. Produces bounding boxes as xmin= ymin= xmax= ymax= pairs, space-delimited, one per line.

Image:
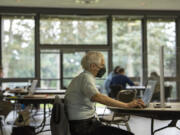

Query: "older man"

xmin=65 ymin=51 xmax=144 ymax=135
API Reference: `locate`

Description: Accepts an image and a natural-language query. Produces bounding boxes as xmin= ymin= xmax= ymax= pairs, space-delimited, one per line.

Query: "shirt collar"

xmin=84 ymin=70 xmax=95 ymax=78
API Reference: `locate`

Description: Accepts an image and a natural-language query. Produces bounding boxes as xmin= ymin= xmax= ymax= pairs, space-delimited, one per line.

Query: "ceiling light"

xmin=75 ymin=0 xmax=100 ymax=4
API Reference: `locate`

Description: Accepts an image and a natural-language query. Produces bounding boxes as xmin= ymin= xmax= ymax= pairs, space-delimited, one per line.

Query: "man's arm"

xmin=125 ymin=76 xmax=135 ymax=86
xmin=91 ymin=93 xmax=144 ymax=108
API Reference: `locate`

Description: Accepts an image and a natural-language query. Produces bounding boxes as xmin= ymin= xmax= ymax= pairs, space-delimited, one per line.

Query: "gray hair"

xmin=81 ymin=51 xmax=104 ymax=70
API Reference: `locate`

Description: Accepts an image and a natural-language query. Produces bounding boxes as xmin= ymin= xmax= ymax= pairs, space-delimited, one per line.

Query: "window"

xmin=113 ymin=18 xmax=142 ymax=77
xmin=1 ymin=16 xmax=35 ymax=78
xmin=147 ymin=19 xmax=176 ymax=77
xmin=40 ymin=16 xmax=107 ymax=45
xmin=40 ymin=50 xmax=60 ymax=89
xmin=63 ymin=52 xmax=85 ymax=88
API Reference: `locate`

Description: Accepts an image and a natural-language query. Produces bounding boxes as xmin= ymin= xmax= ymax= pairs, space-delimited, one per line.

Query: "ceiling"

xmin=0 ymin=0 xmax=180 ymax=11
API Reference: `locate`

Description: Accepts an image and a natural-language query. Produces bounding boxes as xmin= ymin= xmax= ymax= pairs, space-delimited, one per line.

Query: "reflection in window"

xmin=113 ymin=18 xmax=142 ymax=77
xmin=147 ymin=20 xmax=176 ymax=77
xmin=40 ymin=16 xmax=107 ymax=44
xmin=2 ymin=16 xmax=35 ymax=78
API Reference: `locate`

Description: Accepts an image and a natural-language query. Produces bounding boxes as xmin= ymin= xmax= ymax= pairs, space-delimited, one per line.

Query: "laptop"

xmin=28 ymin=80 xmax=38 ymax=95
xmin=142 ymin=80 xmax=157 ymax=107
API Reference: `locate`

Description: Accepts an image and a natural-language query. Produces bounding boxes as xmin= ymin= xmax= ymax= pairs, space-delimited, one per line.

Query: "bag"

xmin=11 ymin=126 xmax=35 ymax=135
xmin=14 ymin=110 xmax=30 ymax=126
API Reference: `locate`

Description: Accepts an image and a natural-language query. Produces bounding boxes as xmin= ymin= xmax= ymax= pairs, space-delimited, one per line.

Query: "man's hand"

xmin=127 ymin=99 xmax=145 ymax=108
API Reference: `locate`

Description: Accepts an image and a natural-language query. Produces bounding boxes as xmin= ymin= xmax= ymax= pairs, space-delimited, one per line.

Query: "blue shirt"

xmin=110 ymin=74 xmax=135 ymax=89
xmin=104 ymin=72 xmax=117 ymax=95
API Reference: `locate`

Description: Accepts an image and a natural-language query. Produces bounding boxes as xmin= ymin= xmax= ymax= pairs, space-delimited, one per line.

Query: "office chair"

xmin=50 ymin=95 xmax=71 ymax=135
xmin=0 ymin=101 xmax=13 ymax=135
xmin=99 ymin=90 xmax=136 ymax=132
xmin=151 ymin=85 xmax=172 ymax=102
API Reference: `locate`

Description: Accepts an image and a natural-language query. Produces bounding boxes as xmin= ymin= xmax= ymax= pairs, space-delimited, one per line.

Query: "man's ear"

xmin=90 ymin=63 xmax=96 ymax=69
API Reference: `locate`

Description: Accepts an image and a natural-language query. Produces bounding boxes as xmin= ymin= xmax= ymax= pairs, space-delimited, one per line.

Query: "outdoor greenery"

xmin=40 ymin=16 xmax=107 ymax=44
xmin=2 ymin=16 xmax=35 ymax=78
xmin=113 ymin=19 xmax=141 ymax=77
xmin=147 ymin=20 xmax=176 ymax=77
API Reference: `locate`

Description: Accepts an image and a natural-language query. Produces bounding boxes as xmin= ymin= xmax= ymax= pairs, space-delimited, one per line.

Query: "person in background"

xmin=0 ymin=66 xmax=4 ymax=100
xmin=150 ymin=71 xmax=160 ymax=94
xmin=65 ymin=51 xmax=144 ymax=135
xmin=103 ymin=66 xmax=121 ymax=96
xmin=110 ymin=68 xmax=135 ymax=90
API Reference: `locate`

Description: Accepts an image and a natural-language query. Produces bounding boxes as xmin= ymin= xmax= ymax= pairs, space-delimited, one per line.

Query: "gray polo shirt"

xmin=64 ymin=70 xmax=100 ymax=120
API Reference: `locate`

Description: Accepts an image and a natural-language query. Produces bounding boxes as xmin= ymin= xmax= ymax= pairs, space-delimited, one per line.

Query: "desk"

xmin=6 ymin=95 xmax=64 ymax=134
xmin=126 ymin=86 xmax=146 ymax=98
xmin=35 ymin=90 xmax=65 ymax=95
xmin=8 ymin=89 xmax=66 ymax=95
xmin=109 ymin=103 xmax=180 ymax=135
xmin=126 ymin=86 xmax=146 ymax=90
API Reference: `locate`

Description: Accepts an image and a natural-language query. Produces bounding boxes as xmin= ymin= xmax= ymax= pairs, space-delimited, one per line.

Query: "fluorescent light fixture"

xmin=75 ymin=0 xmax=99 ymax=4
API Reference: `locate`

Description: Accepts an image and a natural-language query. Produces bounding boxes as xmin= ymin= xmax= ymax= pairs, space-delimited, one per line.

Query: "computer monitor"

xmin=28 ymin=80 xmax=38 ymax=95
xmin=142 ymin=80 xmax=157 ymax=107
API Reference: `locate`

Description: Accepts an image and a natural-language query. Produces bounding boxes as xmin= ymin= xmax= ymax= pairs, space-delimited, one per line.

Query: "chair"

xmin=165 ymin=85 xmax=172 ymax=101
xmin=151 ymin=85 xmax=172 ymax=102
xmin=0 ymin=101 xmax=13 ymax=135
xmin=99 ymin=90 xmax=136 ymax=132
xmin=50 ymin=95 xmax=71 ymax=135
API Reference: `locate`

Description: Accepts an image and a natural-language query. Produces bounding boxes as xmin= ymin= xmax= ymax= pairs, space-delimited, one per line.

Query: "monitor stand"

xmin=153 ymin=103 xmax=171 ymax=108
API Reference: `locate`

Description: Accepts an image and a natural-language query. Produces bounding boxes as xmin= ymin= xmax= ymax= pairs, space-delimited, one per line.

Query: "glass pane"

xmin=2 ymin=16 xmax=35 ymax=78
xmin=113 ymin=19 xmax=142 ymax=77
xmin=40 ymin=80 xmax=60 ymax=89
xmin=40 ymin=50 xmax=60 ymax=79
xmin=63 ymin=79 xmax=72 ymax=89
xmin=40 ymin=16 xmax=107 ymax=44
xmin=147 ymin=20 xmax=176 ymax=77
xmin=63 ymin=52 xmax=85 ymax=78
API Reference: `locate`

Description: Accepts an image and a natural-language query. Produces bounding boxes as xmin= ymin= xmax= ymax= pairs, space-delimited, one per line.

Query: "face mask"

xmin=96 ymin=67 xmax=106 ymax=78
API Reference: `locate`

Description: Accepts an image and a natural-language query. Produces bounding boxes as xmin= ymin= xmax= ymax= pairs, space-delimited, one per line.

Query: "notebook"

xmin=142 ymin=80 xmax=157 ymax=107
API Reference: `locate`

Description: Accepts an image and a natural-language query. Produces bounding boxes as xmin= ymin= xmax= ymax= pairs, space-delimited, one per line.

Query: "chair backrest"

xmin=165 ymin=85 xmax=172 ymax=99
xmin=50 ymin=96 xmax=71 ymax=135
xmin=116 ymin=90 xmax=136 ymax=103
xmin=0 ymin=101 xmax=13 ymax=117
